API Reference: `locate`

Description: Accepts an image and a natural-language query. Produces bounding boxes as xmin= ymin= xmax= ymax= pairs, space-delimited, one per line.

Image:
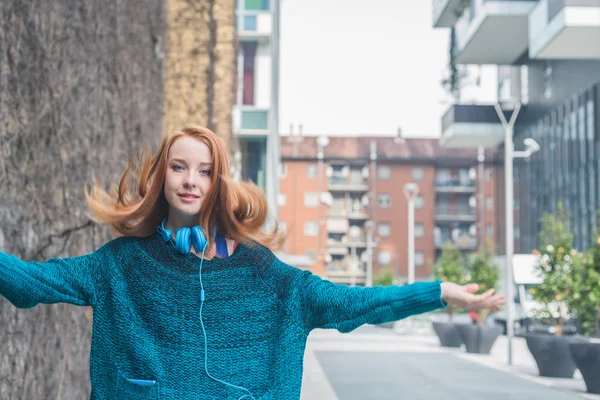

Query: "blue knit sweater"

xmin=0 ymin=233 xmax=446 ymax=399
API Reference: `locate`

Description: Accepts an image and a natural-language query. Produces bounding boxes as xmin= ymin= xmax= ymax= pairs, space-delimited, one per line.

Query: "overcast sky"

xmin=279 ymin=0 xmax=497 ymax=138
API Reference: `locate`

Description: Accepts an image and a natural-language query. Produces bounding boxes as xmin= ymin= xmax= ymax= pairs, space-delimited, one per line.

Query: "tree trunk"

xmin=0 ymin=1 xmax=164 ymax=398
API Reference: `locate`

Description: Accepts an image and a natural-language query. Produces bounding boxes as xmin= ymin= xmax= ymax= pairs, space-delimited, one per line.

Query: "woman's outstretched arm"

xmin=0 ymin=243 xmax=112 ymax=309
xmin=261 ymin=257 xmax=504 ymax=333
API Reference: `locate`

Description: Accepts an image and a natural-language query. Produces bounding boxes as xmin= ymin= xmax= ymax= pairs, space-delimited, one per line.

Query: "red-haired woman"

xmin=0 ymin=126 xmax=504 ymax=400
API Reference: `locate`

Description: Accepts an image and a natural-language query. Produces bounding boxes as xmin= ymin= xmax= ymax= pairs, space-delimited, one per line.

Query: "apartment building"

xmin=278 ymin=135 xmax=503 ymax=286
xmin=432 ymin=0 xmax=600 ymax=252
xmin=234 ymin=0 xmax=281 ymax=217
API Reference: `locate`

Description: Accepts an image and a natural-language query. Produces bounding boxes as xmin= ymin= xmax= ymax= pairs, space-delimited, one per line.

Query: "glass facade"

xmin=515 ymin=83 xmax=599 ymax=252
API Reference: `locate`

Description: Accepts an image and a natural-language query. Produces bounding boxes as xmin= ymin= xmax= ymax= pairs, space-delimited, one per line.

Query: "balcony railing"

xmin=435 ymin=178 xmax=476 ymax=192
xmin=435 ymin=235 xmax=478 ymax=249
xmin=435 ymin=207 xmax=477 ymax=221
xmin=327 ymin=176 xmax=369 ymax=192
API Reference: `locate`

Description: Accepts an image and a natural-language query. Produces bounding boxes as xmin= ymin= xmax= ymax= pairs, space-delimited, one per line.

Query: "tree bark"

xmin=0 ymin=1 xmax=164 ymax=398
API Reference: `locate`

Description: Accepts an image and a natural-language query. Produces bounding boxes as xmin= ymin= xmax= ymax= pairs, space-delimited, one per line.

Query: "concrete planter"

xmin=432 ymin=321 xmax=463 ymax=348
xmin=569 ymin=341 xmax=600 ymax=394
xmin=526 ymin=334 xmax=588 ymax=378
xmin=456 ymin=324 xmax=502 ymax=354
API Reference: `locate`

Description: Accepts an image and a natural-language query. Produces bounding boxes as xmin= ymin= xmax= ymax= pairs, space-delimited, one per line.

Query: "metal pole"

xmin=495 ymin=102 xmax=521 ymax=367
xmin=265 ymin=0 xmax=281 ymax=221
xmin=317 ymin=146 xmax=324 ymax=263
xmin=369 ymin=141 xmax=377 ymax=286
xmin=408 ymin=196 xmax=415 ymax=285
xmin=366 ymin=224 xmax=373 ymax=287
xmin=478 ymin=146 xmax=485 ymax=249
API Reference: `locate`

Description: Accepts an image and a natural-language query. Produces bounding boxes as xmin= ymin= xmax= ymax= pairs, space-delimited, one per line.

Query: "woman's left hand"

xmin=441 ymin=282 xmax=505 ymax=311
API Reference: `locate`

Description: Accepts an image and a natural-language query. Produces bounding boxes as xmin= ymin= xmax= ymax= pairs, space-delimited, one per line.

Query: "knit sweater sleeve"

xmin=0 ymin=242 xmax=113 ymax=309
xmin=264 ymin=257 xmax=446 ymax=333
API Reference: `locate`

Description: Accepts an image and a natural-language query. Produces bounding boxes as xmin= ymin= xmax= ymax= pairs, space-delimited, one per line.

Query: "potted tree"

xmin=568 ymin=229 xmax=600 ymax=394
xmin=455 ymin=245 xmax=503 ymax=354
xmin=432 ymin=243 xmax=466 ymax=347
xmin=526 ymin=205 xmax=587 ymax=378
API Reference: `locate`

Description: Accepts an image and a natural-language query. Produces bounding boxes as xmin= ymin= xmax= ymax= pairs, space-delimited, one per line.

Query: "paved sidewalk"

xmin=301 ymin=324 xmax=600 ymax=400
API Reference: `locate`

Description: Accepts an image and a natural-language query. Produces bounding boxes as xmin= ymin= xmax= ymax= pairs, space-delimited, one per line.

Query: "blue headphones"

xmin=157 ymin=218 xmax=216 ymax=254
xmin=156 ymin=217 xmax=256 ymax=399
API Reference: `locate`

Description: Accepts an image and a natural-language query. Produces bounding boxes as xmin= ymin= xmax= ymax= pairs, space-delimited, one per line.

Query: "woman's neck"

xmin=164 ymin=214 xmax=200 ymax=232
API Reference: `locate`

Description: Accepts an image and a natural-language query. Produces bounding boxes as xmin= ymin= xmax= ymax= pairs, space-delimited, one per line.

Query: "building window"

xmin=277 ymin=193 xmax=286 ymax=206
xmin=245 ymin=0 xmax=270 ymax=11
xmin=304 ymin=221 xmax=318 ymax=236
xmin=243 ymin=15 xmax=257 ymax=31
xmin=412 ymin=167 xmax=424 ymax=180
xmin=378 ymin=222 xmax=391 ymax=237
xmin=278 ymin=163 xmax=287 ymax=178
xmin=242 ymin=42 xmax=257 ymax=105
xmin=306 ymin=164 xmax=317 ymax=179
xmin=378 ymin=166 xmax=391 ymax=180
xmin=415 ymin=195 xmax=424 ymax=209
xmin=378 ymin=194 xmax=391 ymax=208
xmin=415 ymin=252 xmax=425 ymax=267
xmin=486 ymin=224 xmax=493 ymax=238
xmin=415 ymin=223 xmax=424 ymax=238
xmin=486 ymin=196 xmax=493 ymax=211
xmin=514 ymin=227 xmax=520 ymax=239
xmin=378 ymin=250 xmax=391 ymax=266
xmin=514 ymin=197 xmax=520 ymax=211
xmin=239 ymin=137 xmax=267 ymax=190
xmin=304 ymin=192 xmax=319 ymax=207
xmin=436 ymin=168 xmax=450 ymax=183
xmin=485 ymin=167 xmax=493 ymax=182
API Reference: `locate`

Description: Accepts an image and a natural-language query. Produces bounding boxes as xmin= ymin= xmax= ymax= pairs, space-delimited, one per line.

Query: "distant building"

xmin=278 ymin=135 xmax=504 ymax=285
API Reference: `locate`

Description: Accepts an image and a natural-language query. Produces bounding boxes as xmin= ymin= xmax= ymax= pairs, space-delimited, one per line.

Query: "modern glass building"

xmin=432 ymin=0 xmax=600 ymax=253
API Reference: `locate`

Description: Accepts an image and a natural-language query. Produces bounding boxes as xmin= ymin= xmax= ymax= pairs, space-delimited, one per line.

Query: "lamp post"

xmin=403 ymin=182 xmax=419 ymax=285
xmin=494 ymin=101 xmax=540 ymax=366
xmin=478 ymin=146 xmax=485 ymax=250
xmin=316 ymin=135 xmax=330 ymax=265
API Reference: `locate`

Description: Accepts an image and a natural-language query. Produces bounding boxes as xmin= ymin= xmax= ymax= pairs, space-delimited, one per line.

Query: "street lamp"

xmin=494 ymin=101 xmax=540 ymax=366
xmin=316 ymin=135 xmax=330 ymax=264
xmin=403 ymin=182 xmax=419 ymax=285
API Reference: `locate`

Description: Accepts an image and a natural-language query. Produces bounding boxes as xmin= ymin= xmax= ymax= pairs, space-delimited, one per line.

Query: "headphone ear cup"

xmin=176 ymin=227 xmax=192 ymax=254
xmin=191 ymin=225 xmax=208 ymax=252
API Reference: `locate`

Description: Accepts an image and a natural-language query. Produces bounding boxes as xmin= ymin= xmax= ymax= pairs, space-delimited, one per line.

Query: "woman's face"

xmin=164 ymin=136 xmax=213 ymax=224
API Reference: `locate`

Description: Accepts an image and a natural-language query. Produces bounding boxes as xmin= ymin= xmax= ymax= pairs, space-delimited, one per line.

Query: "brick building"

xmin=278 ymin=135 xmax=505 ymax=286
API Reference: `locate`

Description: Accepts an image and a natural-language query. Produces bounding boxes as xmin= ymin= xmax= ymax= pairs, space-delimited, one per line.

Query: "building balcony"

xmin=435 ymin=207 xmax=478 ymax=222
xmin=529 ymin=0 xmax=600 ymax=59
xmin=440 ymin=103 xmax=515 ymax=148
xmin=454 ymin=0 xmax=538 ymax=64
xmin=328 ymin=206 xmax=369 ymax=220
xmin=237 ymin=11 xmax=272 ymax=42
xmin=435 ymin=178 xmax=477 ymax=193
xmin=326 ymin=261 xmax=367 ymax=285
xmin=327 ymin=176 xmax=369 ymax=192
xmin=233 ymin=105 xmax=269 ymax=136
xmin=432 ymin=0 xmax=464 ymax=27
xmin=435 ymin=235 xmax=478 ymax=249
xmin=327 ymin=237 xmax=368 ymax=249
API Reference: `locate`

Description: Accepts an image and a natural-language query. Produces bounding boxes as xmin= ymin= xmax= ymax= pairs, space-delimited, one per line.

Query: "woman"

xmin=0 ymin=126 xmax=504 ymax=400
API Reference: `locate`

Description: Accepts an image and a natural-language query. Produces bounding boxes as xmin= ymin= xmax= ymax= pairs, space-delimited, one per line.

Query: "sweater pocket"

xmin=116 ymin=370 xmax=160 ymax=399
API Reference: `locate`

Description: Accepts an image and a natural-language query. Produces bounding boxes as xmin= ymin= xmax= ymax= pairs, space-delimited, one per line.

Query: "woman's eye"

xmin=172 ymin=165 xmax=184 ymax=171
xmin=200 ymin=169 xmax=211 ymax=176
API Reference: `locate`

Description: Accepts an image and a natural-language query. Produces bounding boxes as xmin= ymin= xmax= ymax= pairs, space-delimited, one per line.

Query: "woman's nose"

xmin=182 ymin=173 xmax=197 ymax=187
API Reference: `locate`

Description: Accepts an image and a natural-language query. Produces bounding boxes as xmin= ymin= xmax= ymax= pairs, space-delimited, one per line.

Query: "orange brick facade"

xmin=278 ymin=136 xmax=506 ymax=285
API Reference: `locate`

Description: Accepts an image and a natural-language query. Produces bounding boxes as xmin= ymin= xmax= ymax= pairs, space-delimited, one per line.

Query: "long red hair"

xmin=85 ymin=126 xmax=280 ymax=249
